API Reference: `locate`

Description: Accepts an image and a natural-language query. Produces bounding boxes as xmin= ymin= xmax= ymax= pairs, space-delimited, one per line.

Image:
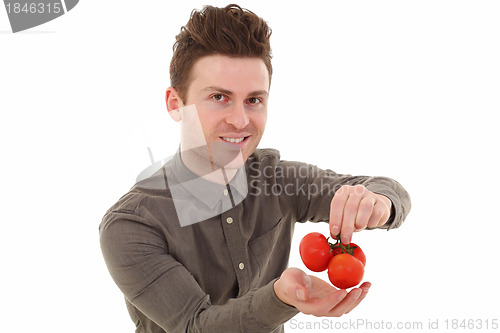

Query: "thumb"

xmin=282 ymin=268 xmax=312 ymax=302
xmin=296 ymin=273 xmax=312 ymax=301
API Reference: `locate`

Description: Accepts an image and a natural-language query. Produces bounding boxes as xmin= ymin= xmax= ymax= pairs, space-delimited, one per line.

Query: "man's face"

xmin=180 ymin=54 xmax=269 ymax=165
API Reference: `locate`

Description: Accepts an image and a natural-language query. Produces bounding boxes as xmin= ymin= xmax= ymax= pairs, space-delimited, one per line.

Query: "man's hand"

xmin=329 ymin=185 xmax=392 ymax=244
xmin=274 ymin=268 xmax=370 ymax=317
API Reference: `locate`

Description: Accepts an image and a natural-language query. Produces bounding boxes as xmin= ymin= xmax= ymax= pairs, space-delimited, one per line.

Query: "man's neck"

xmin=180 ymin=147 xmax=240 ymax=186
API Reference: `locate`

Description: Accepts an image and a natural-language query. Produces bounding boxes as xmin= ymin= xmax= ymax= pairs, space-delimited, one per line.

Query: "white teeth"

xmin=222 ymin=137 xmax=245 ymax=143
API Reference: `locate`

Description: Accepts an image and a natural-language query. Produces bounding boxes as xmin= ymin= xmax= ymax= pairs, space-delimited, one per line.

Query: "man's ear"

xmin=165 ymin=87 xmax=184 ymax=122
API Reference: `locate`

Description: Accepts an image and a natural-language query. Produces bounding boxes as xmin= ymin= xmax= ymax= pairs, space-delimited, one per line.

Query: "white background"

xmin=1 ymin=1 xmax=499 ymax=332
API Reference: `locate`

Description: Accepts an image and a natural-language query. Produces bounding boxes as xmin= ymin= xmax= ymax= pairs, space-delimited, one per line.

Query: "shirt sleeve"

xmin=99 ymin=209 xmax=299 ymax=332
xmin=277 ymin=160 xmax=411 ymax=229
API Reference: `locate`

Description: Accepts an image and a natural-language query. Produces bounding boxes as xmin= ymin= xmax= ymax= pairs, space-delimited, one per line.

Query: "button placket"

xmin=221 ymin=208 xmax=250 ymax=295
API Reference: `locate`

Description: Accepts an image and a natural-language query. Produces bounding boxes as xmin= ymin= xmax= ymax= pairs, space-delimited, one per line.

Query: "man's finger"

xmin=355 ymin=196 xmax=376 ymax=231
xmin=340 ymin=185 xmax=367 ymax=243
xmin=345 ymin=282 xmax=371 ymax=314
xmin=326 ymin=282 xmax=370 ymax=317
xmin=324 ymin=288 xmax=361 ymax=317
xmin=329 ymin=186 xmax=349 ymax=237
xmin=340 ymin=192 xmax=363 ymax=244
xmin=297 ymin=290 xmax=347 ymax=316
xmin=366 ymin=202 xmax=386 ymax=228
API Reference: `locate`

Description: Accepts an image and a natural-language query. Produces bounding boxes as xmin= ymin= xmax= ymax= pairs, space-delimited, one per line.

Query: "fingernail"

xmin=342 ymin=235 xmax=350 ymax=244
xmin=331 ymin=225 xmax=340 ymax=235
xmin=352 ymin=289 xmax=362 ymax=299
xmin=296 ymin=289 xmax=306 ymax=301
xmin=302 ymin=274 xmax=312 ymax=290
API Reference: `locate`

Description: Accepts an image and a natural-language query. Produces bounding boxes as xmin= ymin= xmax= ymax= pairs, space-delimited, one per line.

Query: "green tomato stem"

xmin=327 ymin=233 xmax=357 ymax=256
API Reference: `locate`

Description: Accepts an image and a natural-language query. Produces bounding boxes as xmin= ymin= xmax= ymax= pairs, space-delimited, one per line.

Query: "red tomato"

xmin=327 ymin=253 xmax=364 ymax=289
xmin=299 ymin=232 xmax=334 ymax=272
xmin=331 ymin=242 xmax=366 ymax=266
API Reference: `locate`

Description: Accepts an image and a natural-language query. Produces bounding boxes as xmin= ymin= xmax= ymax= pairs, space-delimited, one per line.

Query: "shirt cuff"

xmin=250 ymin=278 xmax=299 ymax=328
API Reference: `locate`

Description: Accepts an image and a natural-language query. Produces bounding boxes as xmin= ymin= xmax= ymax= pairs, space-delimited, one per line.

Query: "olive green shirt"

xmin=99 ymin=148 xmax=411 ymax=332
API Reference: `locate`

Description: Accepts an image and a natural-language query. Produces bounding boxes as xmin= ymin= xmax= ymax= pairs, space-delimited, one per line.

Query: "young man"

xmin=99 ymin=5 xmax=411 ymax=332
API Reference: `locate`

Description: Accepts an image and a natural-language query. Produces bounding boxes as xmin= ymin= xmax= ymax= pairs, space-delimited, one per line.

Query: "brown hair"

xmin=170 ymin=4 xmax=272 ymax=102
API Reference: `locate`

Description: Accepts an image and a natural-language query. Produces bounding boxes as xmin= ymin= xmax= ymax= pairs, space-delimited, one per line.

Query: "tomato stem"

xmin=327 ymin=234 xmax=356 ymax=256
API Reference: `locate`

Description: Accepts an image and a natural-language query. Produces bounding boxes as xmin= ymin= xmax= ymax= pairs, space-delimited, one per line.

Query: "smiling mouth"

xmin=220 ymin=136 xmax=249 ymax=144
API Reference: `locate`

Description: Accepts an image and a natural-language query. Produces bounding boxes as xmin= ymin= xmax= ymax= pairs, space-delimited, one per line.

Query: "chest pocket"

xmin=249 ymin=218 xmax=291 ymax=280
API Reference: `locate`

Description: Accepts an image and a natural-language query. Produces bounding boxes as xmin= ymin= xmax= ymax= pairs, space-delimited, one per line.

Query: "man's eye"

xmin=212 ymin=94 xmax=227 ymax=102
xmin=247 ymin=97 xmax=262 ymax=104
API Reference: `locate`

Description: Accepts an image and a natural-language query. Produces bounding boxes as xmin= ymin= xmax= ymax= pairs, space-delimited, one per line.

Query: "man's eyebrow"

xmin=203 ymin=86 xmax=233 ymax=95
xmin=203 ymin=86 xmax=268 ymax=97
xmin=248 ymin=90 xmax=269 ymax=97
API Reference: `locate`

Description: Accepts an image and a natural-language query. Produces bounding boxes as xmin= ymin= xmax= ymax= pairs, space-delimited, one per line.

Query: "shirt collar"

xmin=168 ymin=149 xmax=248 ymax=210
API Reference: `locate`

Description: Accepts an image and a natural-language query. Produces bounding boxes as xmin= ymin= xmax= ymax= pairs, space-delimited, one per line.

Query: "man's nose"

xmin=225 ymin=103 xmax=249 ymax=129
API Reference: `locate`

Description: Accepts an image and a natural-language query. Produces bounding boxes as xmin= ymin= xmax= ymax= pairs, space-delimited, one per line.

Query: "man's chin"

xmin=208 ymin=140 xmax=253 ymax=166
xmin=209 ymin=149 xmax=246 ymax=170
xmin=220 ymin=155 xmax=246 ymax=170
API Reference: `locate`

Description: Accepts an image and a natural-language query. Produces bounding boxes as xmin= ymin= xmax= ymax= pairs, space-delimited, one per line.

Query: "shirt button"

xmin=223 ymin=189 xmax=229 ymax=196
xmin=226 ymin=217 xmax=233 ymax=224
xmin=238 ymin=262 xmax=245 ymax=270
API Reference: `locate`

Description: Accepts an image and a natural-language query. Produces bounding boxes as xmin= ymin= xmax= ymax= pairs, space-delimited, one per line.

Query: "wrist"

xmin=273 ymin=278 xmax=293 ymax=306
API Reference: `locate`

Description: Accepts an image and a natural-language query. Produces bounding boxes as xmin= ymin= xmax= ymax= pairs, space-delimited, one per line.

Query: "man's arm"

xmin=99 ymin=211 xmax=298 ymax=332
xmin=278 ymin=160 xmax=411 ymax=238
